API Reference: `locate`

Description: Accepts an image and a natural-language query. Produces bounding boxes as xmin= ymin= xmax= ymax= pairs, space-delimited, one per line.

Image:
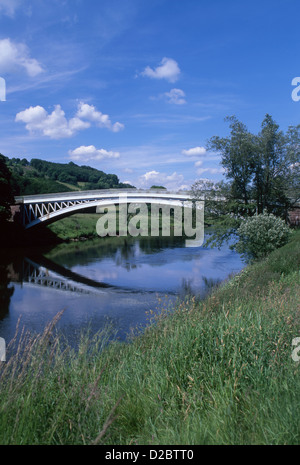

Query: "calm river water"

xmin=0 ymin=234 xmax=244 ymax=346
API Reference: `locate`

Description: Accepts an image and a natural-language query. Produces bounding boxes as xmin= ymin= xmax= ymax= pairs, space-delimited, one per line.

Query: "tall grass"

xmin=0 ymin=231 xmax=299 ymax=445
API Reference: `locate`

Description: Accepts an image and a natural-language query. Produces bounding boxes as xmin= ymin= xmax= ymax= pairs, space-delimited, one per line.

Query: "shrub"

xmin=234 ymin=210 xmax=291 ymax=261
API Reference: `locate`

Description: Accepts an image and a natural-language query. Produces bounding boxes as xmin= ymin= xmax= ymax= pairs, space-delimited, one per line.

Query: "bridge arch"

xmin=14 ymin=189 xmax=193 ymax=229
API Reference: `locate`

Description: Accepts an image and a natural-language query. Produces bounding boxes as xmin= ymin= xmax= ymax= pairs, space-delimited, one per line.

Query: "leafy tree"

xmin=253 ymin=114 xmax=289 ymax=215
xmin=206 ymin=114 xmax=299 ymax=218
xmin=208 ymin=116 xmax=255 ymax=206
xmin=0 ymin=154 xmax=14 ymax=223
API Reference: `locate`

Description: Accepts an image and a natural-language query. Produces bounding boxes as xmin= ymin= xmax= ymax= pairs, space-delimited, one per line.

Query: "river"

xmin=0 ymin=233 xmax=244 ymax=347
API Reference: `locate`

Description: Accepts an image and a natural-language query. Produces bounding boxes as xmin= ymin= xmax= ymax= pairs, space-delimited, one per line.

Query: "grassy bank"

xmin=47 ymin=213 xmax=100 ymax=241
xmin=0 ymin=231 xmax=299 ymax=445
xmin=46 ymin=209 xmax=198 ymax=242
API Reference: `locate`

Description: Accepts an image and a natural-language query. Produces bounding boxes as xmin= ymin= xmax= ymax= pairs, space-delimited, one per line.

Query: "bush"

xmin=234 ymin=210 xmax=291 ymax=261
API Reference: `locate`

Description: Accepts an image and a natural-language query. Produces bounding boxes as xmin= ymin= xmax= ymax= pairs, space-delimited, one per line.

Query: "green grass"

xmin=47 ymin=213 xmax=99 ymax=241
xmin=56 ymin=181 xmax=81 ymax=191
xmin=47 ymin=210 xmax=181 ymax=241
xmin=0 ymin=230 xmax=299 ymax=445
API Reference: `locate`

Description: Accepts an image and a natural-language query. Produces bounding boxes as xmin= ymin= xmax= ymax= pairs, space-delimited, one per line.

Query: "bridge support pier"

xmin=9 ymin=204 xmax=23 ymax=225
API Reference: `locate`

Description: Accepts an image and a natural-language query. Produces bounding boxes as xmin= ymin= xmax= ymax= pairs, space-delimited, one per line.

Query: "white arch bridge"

xmin=14 ymin=189 xmax=194 ymax=229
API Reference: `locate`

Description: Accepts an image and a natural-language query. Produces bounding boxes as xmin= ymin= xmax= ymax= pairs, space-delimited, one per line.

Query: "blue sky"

xmin=0 ymin=0 xmax=299 ymax=190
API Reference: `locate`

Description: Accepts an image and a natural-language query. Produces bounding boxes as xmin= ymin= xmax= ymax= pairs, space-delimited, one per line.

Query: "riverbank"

xmin=0 ymin=230 xmax=299 ymax=445
xmin=0 ymin=213 xmax=100 ymax=248
xmin=2 ymin=209 xmax=218 ymax=247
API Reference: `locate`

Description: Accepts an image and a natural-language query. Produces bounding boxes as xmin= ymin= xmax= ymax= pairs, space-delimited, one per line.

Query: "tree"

xmin=0 ymin=154 xmax=14 ymax=223
xmin=253 ymin=114 xmax=289 ymax=215
xmin=191 ymin=114 xmax=299 ymax=251
xmin=205 ymin=114 xmax=299 ymax=217
xmin=207 ymin=116 xmax=256 ymax=207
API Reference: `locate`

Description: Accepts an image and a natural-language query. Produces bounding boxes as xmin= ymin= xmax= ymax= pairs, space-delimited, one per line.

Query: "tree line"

xmin=0 ymin=155 xmax=134 ymax=223
xmin=5 ymin=157 xmax=134 ymax=194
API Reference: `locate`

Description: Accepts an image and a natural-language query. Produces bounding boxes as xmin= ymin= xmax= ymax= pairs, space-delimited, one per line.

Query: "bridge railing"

xmin=15 ymin=188 xmax=192 ymax=204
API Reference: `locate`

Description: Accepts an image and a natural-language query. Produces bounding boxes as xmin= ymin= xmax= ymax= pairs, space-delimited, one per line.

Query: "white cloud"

xmin=0 ymin=38 xmax=43 ymax=76
xmin=182 ymin=146 xmax=207 ymax=157
xmin=194 ymin=160 xmax=203 ymax=167
xmin=141 ymin=57 xmax=181 ymax=83
xmin=138 ymin=170 xmax=186 ymax=190
xmin=16 ymin=105 xmax=80 ymax=139
xmin=15 ymin=102 xmax=124 ymax=139
xmin=76 ymin=102 xmax=124 ymax=132
xmin=69 ymin=145 xmax=120 ymax=161
xmin=196 ymin=167 xmax=225 ymax=176
xmin=0 ymin=0 xmax=20 ymax=17
xmin=164 ymin=88 xmax=186 ymax=105
xmin=68 ymin=117 xmax=91 ymax=132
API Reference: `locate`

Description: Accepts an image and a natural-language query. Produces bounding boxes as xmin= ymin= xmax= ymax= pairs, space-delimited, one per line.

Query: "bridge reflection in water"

xmin=9 ymin=255 xmax=163 ymax=296
xmin=21 ymin=258 xmax=100 ymax=295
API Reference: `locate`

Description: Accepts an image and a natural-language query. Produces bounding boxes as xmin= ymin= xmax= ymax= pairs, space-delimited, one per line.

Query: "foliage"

xmin=207 ymin=116 xmax=255 ymax=206
xmin=205 ymin=114 xmax=300 ymax=217
xmin=192 ymin=114 xmax=299 ymax=252
xmin=150 ymin=185 xmax=166 ymax=189
xmin=234 ymin=211 xmax=291 ymax=262
xmin=4 ymin=156 xmax=135 ymax=195
xmin=0 ymin=154 xmax=14 ymax=223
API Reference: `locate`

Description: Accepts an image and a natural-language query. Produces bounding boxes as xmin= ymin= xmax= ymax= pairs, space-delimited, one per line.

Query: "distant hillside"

xmin=3 ymin=156 xmax=134 ymax=195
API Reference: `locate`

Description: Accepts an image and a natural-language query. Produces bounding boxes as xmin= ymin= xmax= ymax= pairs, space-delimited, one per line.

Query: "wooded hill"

xmin=3 ymin=156 xmax=134 ymax=195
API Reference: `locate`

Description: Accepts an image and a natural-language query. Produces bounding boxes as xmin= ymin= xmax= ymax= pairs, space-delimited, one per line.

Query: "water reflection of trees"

xmin=202 ymin=276 xmax=222 ymax=294
xmin=180 ymin=275 xmax=222 ymax=300
xmin=0 ymin=254 xmax=15 ymax=320
xmin=45 ymin=234 xmax=186 ymax=269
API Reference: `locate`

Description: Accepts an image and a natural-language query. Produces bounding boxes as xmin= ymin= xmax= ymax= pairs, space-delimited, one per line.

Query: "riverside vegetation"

xmin=0 ymin=229 xmax=299 ymax=445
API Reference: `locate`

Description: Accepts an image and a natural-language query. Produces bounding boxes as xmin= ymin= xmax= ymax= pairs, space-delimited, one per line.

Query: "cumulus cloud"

xmin=182 ymin=146 xmax=207 ymax=157
xmin=0 ymin=38 xmax=43 ymax=76
xmin=69 ymin=145 xmax=120 ymax=161
xmin=164 ymin=88 xmax=186 ymax=105
xmin=76 ymin=102 xmax=124 ymax=132
xmin=15 ymin=101 xmax=124 ymax=139
xmin=139 ymin=170 xmax=187 ymax=191
xmin=16 ymin=104 xmax=85 ymax=138
xmin=141 ymin=57 xmax=181 ymax=83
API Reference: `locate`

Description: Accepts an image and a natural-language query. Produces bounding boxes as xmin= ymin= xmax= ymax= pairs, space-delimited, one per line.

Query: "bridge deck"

xmin=15 ymin=188 xmax=192 ymax=204
xmin=14 ymin=188 xmax=195 ymax=229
